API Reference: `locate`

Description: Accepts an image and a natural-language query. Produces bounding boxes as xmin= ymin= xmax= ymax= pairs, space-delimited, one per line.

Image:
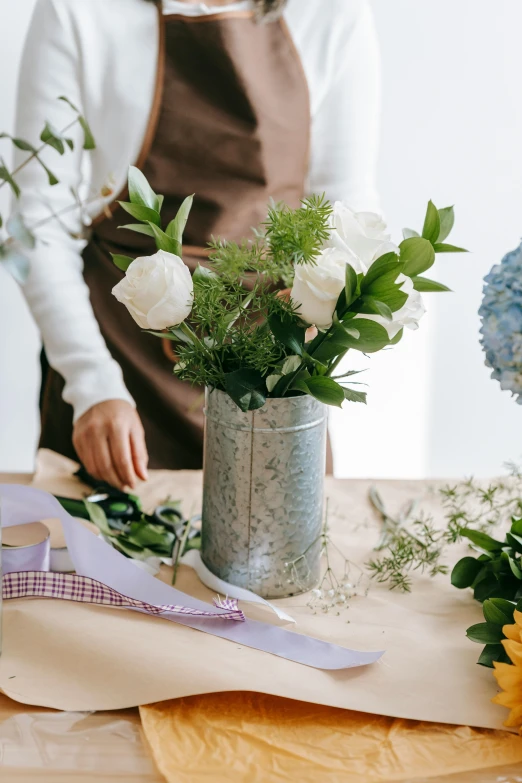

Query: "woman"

xmin=15 ymin=0 xmax=380 ymax=488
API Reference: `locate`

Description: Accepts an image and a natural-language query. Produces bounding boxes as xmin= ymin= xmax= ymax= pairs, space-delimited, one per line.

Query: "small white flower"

xmin=112 ymin=249 xmax=193 ymax=330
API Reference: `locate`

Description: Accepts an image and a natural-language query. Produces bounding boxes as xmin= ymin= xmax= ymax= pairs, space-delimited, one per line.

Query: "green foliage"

xmin=264 ymin=193 xmax=332 ymax=271
xmin=0 ymin=97 xmax=97 ymax=282
xmin=465 ymin=597 xmax=520 ymax=668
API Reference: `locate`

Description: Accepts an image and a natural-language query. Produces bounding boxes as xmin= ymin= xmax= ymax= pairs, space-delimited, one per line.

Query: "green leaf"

xmin=466 ymin=622 xmax=505 ymax=644
xmin=111 ymin=253 xmax=134 ymax=272
xmin=473 ymin=573 xmax=500 ymax=602
xmin=362 ymin=252 xmax=402 ymax=289
xmin=118 ymin=201 xmax=161 ymax=226
xmin=35 ymin=156 xmax=58 ymax=186
xmin=342 ymin=387 xmax=367 ymax=404
xmin=483 ymin=598 xmax=516 ymax=625
xmin=411 ymin=276 xmax=452 ymax=293
xmin=79 ymin=116 xmax=95 ymax=150
xmin=268 ymin=313 xmax=305 ymax=355
xmin=312 ymin=319 xmax=390 ymax=362
xmin=40 ymin=122 xmax=65 ymax=155
xmin=506 ymin=532 xmax=522 ymax=553
xmin=6 ymin=214 xmax=35 ymax=249
xmin=84 ymin=500 xmax=113 ymax=537
xmin=12 ymin=137 xmax=37 ymax=153
xmin=511 ymin=518 xmax=522 ymax=536
xmin=340 ymin=318 xmax=391 ymax=353
xmin=157 ymin=194 xmax=164 ymax=212
xmin=345 ymin=263 xmax=358 ymax=306
xmin=422 ymin=200 xmax=440 ymax=244
xmin=389 ymin=328 xmax=403 ymax=345
xmin=0 ymin=158 xmax=20 ymax=198
xmin=119 ymin=223 xmax=156 ymax=238
xmin=477 ymin=643 xmax=507 ymax=668
xmin=57 ymin=96 xmax=95 ymax=150
xmin=508 ymin=556 xmax=522 ymax=580
xmin=128 ymin=166 xmax=160 ymax=211
xmin=399 ymin=237 xmax=436 ymax=276
xmin=436 ymin=206 xmax=455 ymax=243
xmin=1 ymin=249 xmax=30 ymax=283
xmin=193 ymin=263 xmax=218 ymax=284
xmin=402 ymin=228 xmax=420 ymax=240
xmin=359 ymin=296 xmax=393 ymax=321
xmin=147 ymin=223 xmax=181 ymax=255
xmin=223 ymin=368 xmax=266 ymax=412
xmin=166 ymin=195 xmax=194 ymax=243
xmin=293 ymin=376 xmax=345 ymax=407
xmin=451 ymin=556 xmax=483 ymax=589
xmin=146 ymin=326 xmax=191 ymax=343
xmin=461 ymin=528 xmax=504 ymax=552
xmin=433 ymin=243 xmax=468 ymax=253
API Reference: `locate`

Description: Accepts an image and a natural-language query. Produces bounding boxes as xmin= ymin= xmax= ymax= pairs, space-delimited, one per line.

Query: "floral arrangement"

xmin=479 ymin=242 xmax=522 ymax=403
xmin=112 ymin=168 xmax=465 ymax=411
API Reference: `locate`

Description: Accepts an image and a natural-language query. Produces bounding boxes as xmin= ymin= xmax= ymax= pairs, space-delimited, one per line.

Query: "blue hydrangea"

xmin=479 ymin=241 xmax=522 ymax=404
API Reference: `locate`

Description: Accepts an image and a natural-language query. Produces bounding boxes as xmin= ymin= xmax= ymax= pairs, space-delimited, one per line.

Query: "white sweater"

xmin=14 ymin=0 xmax=381 ymax=421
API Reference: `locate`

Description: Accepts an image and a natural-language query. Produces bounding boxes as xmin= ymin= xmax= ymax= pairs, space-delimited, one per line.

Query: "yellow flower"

xmin=493 ymin=609 xmax=522 ymax=732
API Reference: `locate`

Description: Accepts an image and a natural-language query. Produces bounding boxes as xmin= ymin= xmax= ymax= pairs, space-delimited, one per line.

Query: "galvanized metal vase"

xmin=201 ymin=388 xmax=327 ymax=598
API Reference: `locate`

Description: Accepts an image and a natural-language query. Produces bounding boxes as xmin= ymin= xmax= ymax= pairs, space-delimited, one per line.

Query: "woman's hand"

xmin=73 ymin=400 xmax=149 ymax=490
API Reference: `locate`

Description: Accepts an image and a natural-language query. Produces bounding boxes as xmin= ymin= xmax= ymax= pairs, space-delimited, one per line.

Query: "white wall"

xmin=0 ymin=0 xmax=40 ymax=472
xmin=331 ymin=0 xmax=522 ymax=478
xmin=1 ymin=0 xmax=522 ymax=476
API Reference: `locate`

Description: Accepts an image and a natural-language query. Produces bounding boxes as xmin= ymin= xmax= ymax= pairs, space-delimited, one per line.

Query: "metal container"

xmin=201 ymin=388 xmax=327 ymax=598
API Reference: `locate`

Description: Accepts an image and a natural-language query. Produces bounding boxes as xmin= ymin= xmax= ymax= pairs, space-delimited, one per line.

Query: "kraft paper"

xmin=0 ymin=450 xmax=511 ymax=730
xmin=140 ymin=693 xmax=522 ymax=783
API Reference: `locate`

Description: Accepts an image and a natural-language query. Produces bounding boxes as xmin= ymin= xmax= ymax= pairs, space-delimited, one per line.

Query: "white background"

xmin=1 ymin=0 xmax=522 ymax=477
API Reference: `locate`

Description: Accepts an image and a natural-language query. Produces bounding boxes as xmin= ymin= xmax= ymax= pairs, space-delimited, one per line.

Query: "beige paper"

xmin=0 ymin=450 xmax=509 ymax=730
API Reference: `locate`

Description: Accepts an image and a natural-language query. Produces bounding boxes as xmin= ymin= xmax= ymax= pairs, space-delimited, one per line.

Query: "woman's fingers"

xmin=108 ymin=418 xmax=137 ymax=490
xmin=93 ymin=435 xmax=125 ymax=491
xmin=130 ymin=424 xmax=149 ymax=482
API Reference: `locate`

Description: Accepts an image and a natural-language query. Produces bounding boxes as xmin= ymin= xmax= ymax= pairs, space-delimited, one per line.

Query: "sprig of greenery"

xmin=264 ymin=193 xmax=333 ymax=275
xmin=0 ymin=97 xmax=96 ymax=282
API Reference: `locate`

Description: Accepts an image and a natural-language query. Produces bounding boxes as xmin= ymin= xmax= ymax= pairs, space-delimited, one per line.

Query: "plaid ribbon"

xmin=2 ymin=571 xmax=245 ymax=622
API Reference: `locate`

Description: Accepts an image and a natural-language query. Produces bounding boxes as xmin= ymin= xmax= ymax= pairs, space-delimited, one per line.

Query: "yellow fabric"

xmin=493 ymin=610 xmax=522 ymax=732
xmin=139 ymin=694 xmax=522 ymax=783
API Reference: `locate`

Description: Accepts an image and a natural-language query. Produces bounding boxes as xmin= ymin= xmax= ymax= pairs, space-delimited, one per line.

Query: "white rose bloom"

xmin=356 ymin=274 xmax=426 ymax=339
xmin=112 ymin=249 xmax=193 ymax=330
xmin=290 ymin=247 xmax=347 ymax=328
xmin=326 ymin=201 xmax=398 ymax=273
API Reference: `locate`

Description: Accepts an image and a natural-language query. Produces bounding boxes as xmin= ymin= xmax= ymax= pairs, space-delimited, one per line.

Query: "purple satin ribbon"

xmin=0 ymin=485 xmax=385 ymax=670
xmin=2 ymin=534 xmax=50 ymax=574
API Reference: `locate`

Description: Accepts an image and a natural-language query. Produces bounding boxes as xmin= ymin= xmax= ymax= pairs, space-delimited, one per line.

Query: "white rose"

xmin=112 ymin=250 xmax=193 ymax=330
xmin=290 ymin=247 xmax=348 ymax=328
xmin=326 ymin=202 xmax=398 ymax=273
xmin=356 ymin=274 xmax=426 ymax=339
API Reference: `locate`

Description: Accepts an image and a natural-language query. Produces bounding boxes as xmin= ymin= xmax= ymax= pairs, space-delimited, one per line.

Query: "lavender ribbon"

xmin=2 ymin=534 xmax=50 ymax=574
xmin=0 ymin=485 xmax=385 ymax=670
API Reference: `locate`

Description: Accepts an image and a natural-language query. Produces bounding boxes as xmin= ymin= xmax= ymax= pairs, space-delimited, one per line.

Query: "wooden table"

xmin=1 ymin=454 xmax=521 ymax=782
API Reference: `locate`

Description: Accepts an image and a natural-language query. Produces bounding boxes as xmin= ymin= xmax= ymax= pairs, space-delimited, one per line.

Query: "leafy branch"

xmin=0 ymin=96 xmax=96 ymax=282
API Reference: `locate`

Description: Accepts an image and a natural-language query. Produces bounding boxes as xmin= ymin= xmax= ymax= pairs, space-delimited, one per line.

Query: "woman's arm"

xmin=306 ymin=0 xmax=381 ymax=210
xmin=14 ymin=0 xmax=147 ymax=487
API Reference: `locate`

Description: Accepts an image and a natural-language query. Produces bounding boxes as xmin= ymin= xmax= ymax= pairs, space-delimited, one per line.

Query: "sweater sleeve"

xmin=307 ymin=0 xmax=381 ymax=212
xmin=13 ymin=0 xmax=135 ymax=422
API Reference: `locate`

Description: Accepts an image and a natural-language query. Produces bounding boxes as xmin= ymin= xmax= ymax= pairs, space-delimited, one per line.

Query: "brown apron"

xmin=40 ymin=5 xmax=310 ymax=469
